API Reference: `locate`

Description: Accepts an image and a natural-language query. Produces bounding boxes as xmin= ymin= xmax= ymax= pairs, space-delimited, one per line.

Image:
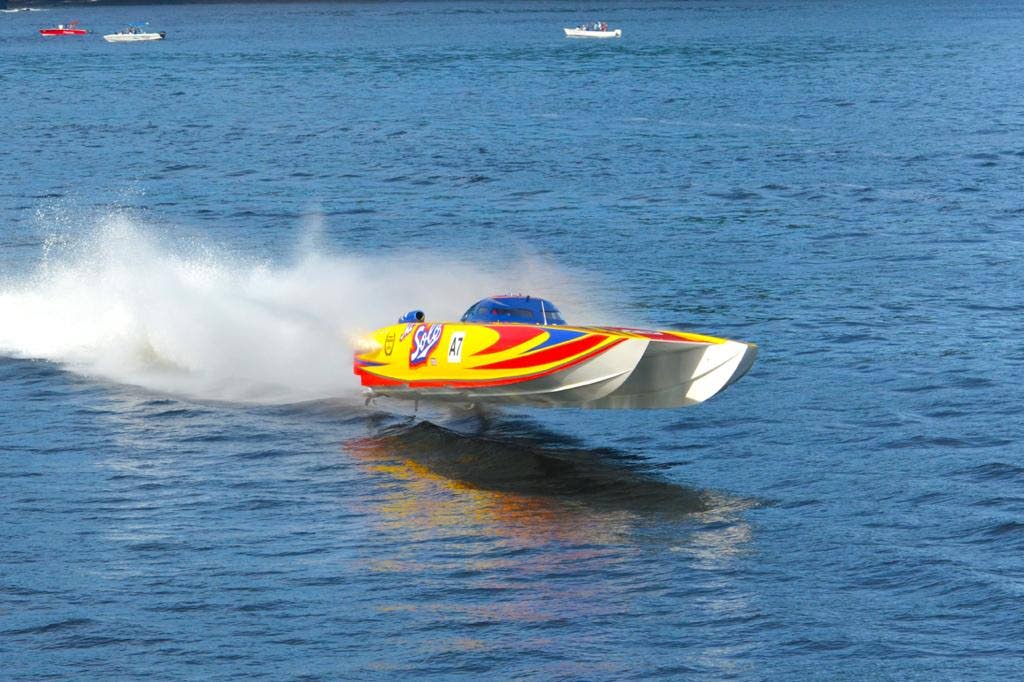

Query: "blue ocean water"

xmin=2 ymin=1 xmax=1023 ymax=678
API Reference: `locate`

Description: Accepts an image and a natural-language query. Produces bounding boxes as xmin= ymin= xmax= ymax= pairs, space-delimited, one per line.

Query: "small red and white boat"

xmin=39 ymin=21 xmax=88 ymax=37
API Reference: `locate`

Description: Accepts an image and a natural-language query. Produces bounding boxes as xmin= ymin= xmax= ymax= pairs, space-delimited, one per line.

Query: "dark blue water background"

xmin=2 ymin=1 xmax=1023 ymax=679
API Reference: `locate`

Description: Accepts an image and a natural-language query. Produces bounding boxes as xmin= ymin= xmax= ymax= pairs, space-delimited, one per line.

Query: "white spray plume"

xmin=0 ymin=213 xmax=600 ymax=403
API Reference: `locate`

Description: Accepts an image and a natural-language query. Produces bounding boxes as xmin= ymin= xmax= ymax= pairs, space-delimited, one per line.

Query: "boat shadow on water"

xmin=345 ymin=415 xmax=754 ymax=522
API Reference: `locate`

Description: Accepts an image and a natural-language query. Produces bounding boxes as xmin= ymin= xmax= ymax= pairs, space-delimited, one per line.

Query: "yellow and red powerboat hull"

xmin=353 ymin=322 xmax=756 ymax=409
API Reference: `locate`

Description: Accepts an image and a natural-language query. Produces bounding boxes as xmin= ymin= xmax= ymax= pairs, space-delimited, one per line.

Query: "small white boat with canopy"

xmin=564 ymin=21 xmax=621 ymax=38
xmin=103 ymin=24 xmax=165 ymax=42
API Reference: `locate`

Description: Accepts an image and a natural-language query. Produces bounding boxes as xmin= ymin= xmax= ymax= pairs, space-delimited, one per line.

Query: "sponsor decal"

xmin=410 ymin=323 xmax=444 ymax=367
xmin=384 ymin=332 xmax=395 ymax=356
xmin=400 ymin=323 xmax=416 ymax=342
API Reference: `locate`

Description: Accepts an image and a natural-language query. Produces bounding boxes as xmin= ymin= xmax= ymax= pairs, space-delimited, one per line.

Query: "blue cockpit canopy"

xmin=460 ymin=295 xmax=566 ymax=326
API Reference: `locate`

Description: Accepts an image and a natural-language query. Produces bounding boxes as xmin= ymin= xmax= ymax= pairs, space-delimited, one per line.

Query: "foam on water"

xmin=0 ymin=211 xmax=590 ymax=403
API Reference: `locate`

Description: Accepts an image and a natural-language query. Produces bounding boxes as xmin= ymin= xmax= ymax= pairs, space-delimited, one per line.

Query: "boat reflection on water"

xmin=345 ymin=419 xmax=754 ymax=547
xmin=344 ymin=417 xmax=760 ymax=671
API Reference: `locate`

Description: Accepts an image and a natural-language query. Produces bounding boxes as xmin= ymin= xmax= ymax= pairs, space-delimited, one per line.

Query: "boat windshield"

xmin=542 ymin=304 xmax=566 ymax=325
xmin=460 ymin=296 xmax=566 ymax=325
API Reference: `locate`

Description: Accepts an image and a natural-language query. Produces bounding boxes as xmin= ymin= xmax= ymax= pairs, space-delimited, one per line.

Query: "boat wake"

xmin=0 ymin=211 xmax=593 ymax=404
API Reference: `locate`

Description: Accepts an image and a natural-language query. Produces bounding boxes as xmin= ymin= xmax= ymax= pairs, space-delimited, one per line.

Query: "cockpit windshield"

xmin=460 ymin=296 xmax=566 ymax=325
xmin=541 ymin=305 xmax=566 ymax=325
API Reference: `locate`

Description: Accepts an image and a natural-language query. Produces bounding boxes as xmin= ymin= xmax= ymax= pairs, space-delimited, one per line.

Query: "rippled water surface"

xmin=2 ymin=1 xmax=1023 ymax=679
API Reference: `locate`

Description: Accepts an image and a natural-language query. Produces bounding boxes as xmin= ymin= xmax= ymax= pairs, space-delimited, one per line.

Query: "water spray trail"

xmin=0 ymin=213 xmax=593 ymax=404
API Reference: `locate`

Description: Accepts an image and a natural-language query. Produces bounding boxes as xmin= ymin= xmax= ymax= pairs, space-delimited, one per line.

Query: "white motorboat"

xmin=103 ymin=25 xmax=165 ymax=42
xmin=564 ymin=22 xmax=621 ymax=39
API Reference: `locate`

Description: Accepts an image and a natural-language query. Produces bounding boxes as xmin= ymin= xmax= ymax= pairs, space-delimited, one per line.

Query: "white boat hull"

xmin=585 ymin=339 xmax=757 ymax=409
xmin=103 ymin=32 xmax=164 ymax=42
xmin=564 ymin=28 xmax=622 ymax=38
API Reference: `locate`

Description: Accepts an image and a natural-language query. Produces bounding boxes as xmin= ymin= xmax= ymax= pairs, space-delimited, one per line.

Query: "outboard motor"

xmin=398 ymin=310 xmax=425 ymax=323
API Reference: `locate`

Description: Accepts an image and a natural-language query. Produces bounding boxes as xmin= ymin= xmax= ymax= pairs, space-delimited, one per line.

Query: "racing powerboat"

xmin=39 ymin=21 xmax=88 ymax=36
xmin=103 ymin=24 xmax=165 ymax=42
xmin=564 ymin=22 xmax=621 ymax=38
xmin=353 ymin=295 xmax=756 ymax=409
